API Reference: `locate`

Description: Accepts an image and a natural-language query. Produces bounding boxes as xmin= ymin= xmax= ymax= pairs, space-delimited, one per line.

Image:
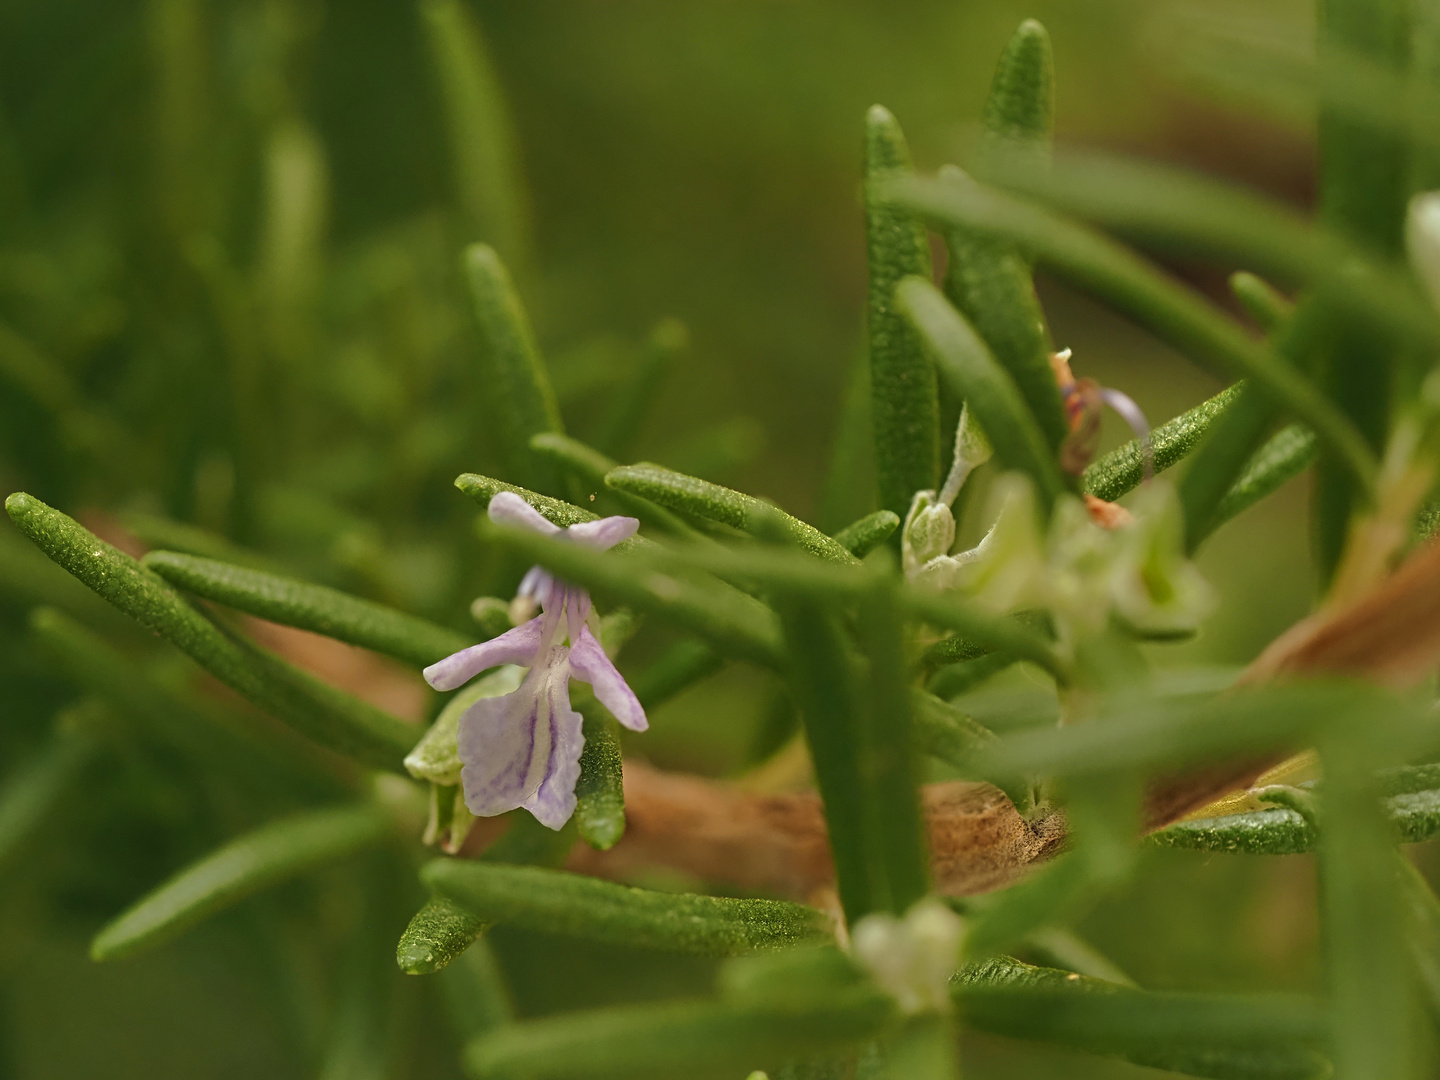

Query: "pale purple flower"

xmin=422 ymin=492 xmax=647 ymax=830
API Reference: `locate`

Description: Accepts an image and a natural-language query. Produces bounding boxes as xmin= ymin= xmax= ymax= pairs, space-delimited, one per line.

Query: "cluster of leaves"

xmin=8 ymin=1 xmax=1440 ymax=1078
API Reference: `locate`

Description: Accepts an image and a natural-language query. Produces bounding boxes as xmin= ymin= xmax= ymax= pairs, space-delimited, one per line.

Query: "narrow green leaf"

xmin=322 ymin=880 xmax=402 ymax=1080
xmin=956 ymin=956 xmax=1329 ymax=1080
xmin=121 ymin=510 xmax=286 ymax=572
xmin=436 ymin=939 xmax=514 ymax=1046
xmin=1152 ymin=785 xmax=1440 ymax=853
xmin=605 ymin=463 xmax=858 ymax=564
xmin=1318 ymin=0 xmax=1409 ymax=257
xmin=1230 ymin=272 xmax=1294 ymax=331
xmin=397 ymin=893 xmax=492 ymax=975
xmin=980 ymin=20 xmax=1055 ymax=150
xmin=477 ymin=515 xmax=785 ymax=668
xmin=879 ymin=1015 xmax=959 ymax=1080
xmin=980 ymin=681 xmax=1420 ymax=781
xmin=1209 ymin=425 xmax=1319 ymax=536
xmin=893 ymin=276 xmax=1067 ymax=510
xmin=1151 ymin=808 xmax=1314 ymax=856
xmin=143 ymin=550 xmax=472 ymax=667
xmin=866 ymin=105 xmax=940 ymax=523
xmin=6 ymin=493 xmax=417 ymax=770
xmin=963 ymin=855 xmax=1094 ymax=961
xmin=1398 ymin=856 xmax=1440 ymax=1018
xmin=1083 ymin=383 xmax=1244 ymax=503
xmin=855 ymin=563 xmax=929 ymax=912
xmin=1317 ymin=727 xmax=1416 ymax=1079
xmin=969 ymin=151 xmax=1437 ymax=349
xmin=831 ymin=510 xmax=899 ymax=558
xmin=457 ymin=472 xmax=614 ymax=532
xmin=911 ymin=691 xmax=999 ymax=770
xmin=573 ymin=707 xmax=625 ymax=850
xmin=883 ymin=178 xmax=1381 ymax=492
xmin=421 ymin=0 xmax=530 ymax=268
xmin=30 ymin=606 xmax=340 ymax=793
xmin=779 ymin=596 xmax=876 ymax=922
xmin=1179 ymin=296 xmax=1327 ymax=549
xmin=529 ymin=433 xmax=695 ymax=536
xmin=0 ymin=727 xmax=95 ymax=873
xmin=926 ymin=652 xmax=1019 ymax=700
xmin=1023 ymin=927 xmax=1138 ymax=988
xmin=597 ymin=317 xmax=688 ymax=460
xmin=463 ymin=245 xmax=563 ymax=491
xmin=464 ymin=989 xmax=894 ymax=1080
xmin=1178 ymin=386 xmax=1282 ymax=551
xmin=421 ymin=860 xmax=829 ymax=956
xmin=92 ymin=803 xmax=392 ymax=961
xmin=629 ymin=639 xmax=723 ymax=709
xmin=944 ymin=21 xmax=1068 ymax=452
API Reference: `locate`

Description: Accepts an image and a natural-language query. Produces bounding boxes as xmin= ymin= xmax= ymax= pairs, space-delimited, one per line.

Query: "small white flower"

xmin=852 ymin=899 xmax=965 ymax=1015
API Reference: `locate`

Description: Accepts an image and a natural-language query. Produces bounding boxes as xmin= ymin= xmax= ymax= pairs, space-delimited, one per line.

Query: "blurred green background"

xmin=0 ymin=1 xmax=1359 ymax=1076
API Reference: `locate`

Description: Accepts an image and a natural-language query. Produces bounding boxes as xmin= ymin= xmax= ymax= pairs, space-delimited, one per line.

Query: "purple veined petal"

xmin=423 ymin=617 xmax=545 ymax=691
xmin=568 ymin=625 xmax=648 ymax=732
xmin=520 ymin=674 xmax=586 ymax=830
xmin=457 ymin=649 xmax=569 ymax=818
xmin=566 ymin=515 xmax=639 ymax=551
xmin=489 ymin=491 xmax=562 ymax=535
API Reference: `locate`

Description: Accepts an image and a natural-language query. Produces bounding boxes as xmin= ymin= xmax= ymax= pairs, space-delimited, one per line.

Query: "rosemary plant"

xmin=8 ymin=3 xmax=1440 ymax=1079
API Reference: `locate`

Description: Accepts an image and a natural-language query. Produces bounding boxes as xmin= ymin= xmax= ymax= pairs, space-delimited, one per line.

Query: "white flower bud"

xmin=852 ymin=899 xmax=964 ymax=1015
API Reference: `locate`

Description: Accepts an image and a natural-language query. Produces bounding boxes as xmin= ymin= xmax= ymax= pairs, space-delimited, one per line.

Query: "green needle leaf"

xmin=143 ymin=551 xmax=472 ymax=668
xmin=956 ymin=956 xmax=1329 ymax=1080
xmin=911 ymin=691 xmax=1000 ymax=771
xmin=973 ymin=151 xmax=1435 ymax=349
xmin=1083 ymin=383 xmax=1244 ymax=503
xmin=1399 ymin=856 xmax=1440 ymax=1019
xmin=605 ymin=463 xmax=858 ymax=564
xmin=529 ymin=432 xmax=695 ymax=536
xmin=894 ymin=276 xmax=1067 ymax=511
xmin=0 ymin=727 xmax=96 ymax=874
xmin=883 ymin=177 xmax=1381 ymax=493
xmin=1230 ymin=272 xmax=1294 ymax=331
xmin=477 ymin=515 xmax=785 ymax=669
xmin=628 ymin=639 xmax=723 ymax=709
xmin=778 ymin=595 xmax=877 ymax=923
xmin=944 ymin=21 xmax=1068 ymax=452
xmin=422 ymin=0 xmax=531 ymax=268
xmin=92 ymin=803 xmax=392 ymax=961
xmin=855 ymin=566 xmax=929 ymax=912
xmin=30 ymin=606 xmax=340 ymax=793
xmin=1208 ymin=425 xmax=1318 ymax=537
xmin=457 ymin=472 xmax=617 ymax=531
xmin=1152 ymin=785 xmax=1440 ymax=854
xmin=463 ymin=244 xmax=564 ymax=491
xmin=6 ymin=493 xmax=417 ymax=770
xmin=598 ymin=317 xmax=688 ymax=460
xmin=397 ymin=893 xmax=492 ymax=975
xmin=421 ymin=861 xmax=830 ymax=956
xmin=573 ymin=706 xmax=626 ymax=851
xmin=866 ymin=105 xmax=940 ymax=524
xmin=831 ymin=510 xmax=899 ymax=558
xmin=464 ymin=989 xmax=894 ymax=1080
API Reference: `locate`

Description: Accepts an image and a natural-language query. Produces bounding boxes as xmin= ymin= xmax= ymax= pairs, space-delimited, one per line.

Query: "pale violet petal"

xmin=423 ymin=618 xmax=544 ymax=691
xmin=565 ymin=515 xmax=639 ymax=550
xmin=457 ymin=654 xmax=566 ymax=817
xmin=519 ymin=676 xmax=586 ymax=829
xmin=565 ymin=584 xmax=592 ymax=645
xmin=488 ymin=491 xmax=562 ymax=535
xmin=568 ymin=625 xmax=647 ymax=732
